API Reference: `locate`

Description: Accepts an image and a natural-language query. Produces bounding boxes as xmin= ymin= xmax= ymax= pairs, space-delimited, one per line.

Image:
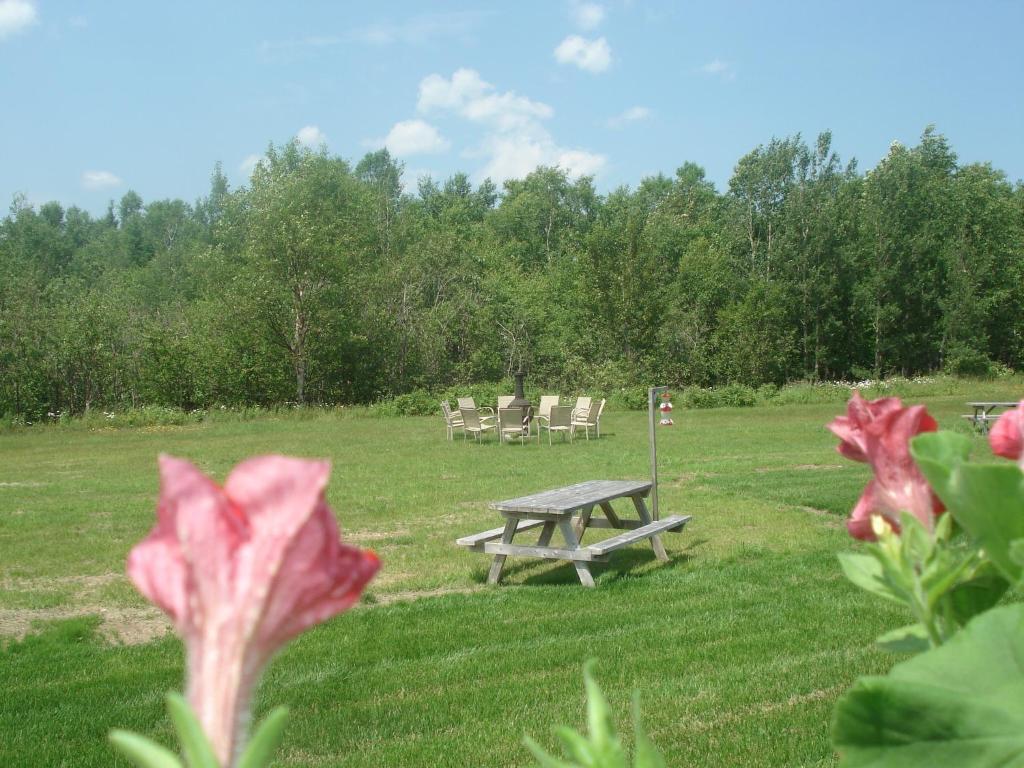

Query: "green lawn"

xmin=0 ymin=393 xmax=1008 ymax=766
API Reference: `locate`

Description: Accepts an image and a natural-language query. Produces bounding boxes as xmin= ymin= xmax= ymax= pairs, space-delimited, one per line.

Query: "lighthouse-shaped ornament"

xmin=659 ymin=391 xmax=674 ymax=426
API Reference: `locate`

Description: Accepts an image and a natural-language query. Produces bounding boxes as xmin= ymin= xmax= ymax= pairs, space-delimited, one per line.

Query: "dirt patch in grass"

xmin=793 ymin=463 xmax=844 ymax=471
xmin=0 ymin=605 xmax=171 ymax=645
xmin=1 ymin=572 xmax=122 ymax=594
xmin=796 ymin=506 xmax=843 ymax=528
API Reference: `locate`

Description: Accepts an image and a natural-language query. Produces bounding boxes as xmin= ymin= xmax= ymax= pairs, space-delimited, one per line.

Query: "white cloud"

xmin=350 ymin=11 xmax=488 ymax=46
xmin=699 ymin=58 xmax=737 ymax=81
xmin=81 ymin=170 xmax=122 ymax=190
xmin=296 ymin=125 xmax=327 ymax=147
xmin=554 ymin=35 xmax=611 ymax=73
xmin=570 ymin=2 xmax=605 ymax=30
xmin=606 ymin=106 xmax=651 ymax=129
xmin=416 ymin=68 xmax=606 ymax=185
xmin=379 ymin=119 xmax=450 ymax=156
xmin=239 ymin=154 xmax=262 ymax=177
xmin=0 ymin=0 xmax=37 ymax=40
xmin=418 ymin=68 xmax=491 ymax=113
xmin=419 ymin=68 xmax=552 ymax=129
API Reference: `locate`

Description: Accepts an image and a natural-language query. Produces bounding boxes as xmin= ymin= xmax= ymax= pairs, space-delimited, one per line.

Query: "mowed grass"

xmin=0 ymin=393 xmax=1007 ymax=766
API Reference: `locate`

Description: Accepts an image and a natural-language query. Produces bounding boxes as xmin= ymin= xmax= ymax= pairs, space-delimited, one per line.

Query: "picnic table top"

xmin=489 ymin=479 xmax=651 ymax=516
xmin=967 ymin=401 xmax=1019 ymax=408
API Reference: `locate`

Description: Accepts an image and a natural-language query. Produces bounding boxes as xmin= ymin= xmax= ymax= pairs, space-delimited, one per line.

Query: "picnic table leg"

xmin=557 ymin=519 xmax=595 ymax=587
xmin=632 ymin=496 xmax=669 ymax=562
xmin=536 ymin=521 xmax=556 ymax=547
xmin=598 ymin=501 xmax=622 ymax=528
xmin=573 ymin=504 xmax=594 ymax=540
xmin=487 ymin=518 xmax=519 ymax=584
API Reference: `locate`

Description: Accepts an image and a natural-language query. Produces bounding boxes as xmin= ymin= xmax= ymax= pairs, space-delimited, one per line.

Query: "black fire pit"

xmin=509 ymin=370 xmax=532 ymax=431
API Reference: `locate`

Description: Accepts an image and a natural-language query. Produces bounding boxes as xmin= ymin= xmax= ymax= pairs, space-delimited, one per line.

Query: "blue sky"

xmin=3 ymin=1 xmax=1023 ymax=214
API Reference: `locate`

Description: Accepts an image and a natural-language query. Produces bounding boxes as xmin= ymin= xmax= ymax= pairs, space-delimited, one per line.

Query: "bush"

xmin=944 ymin=348 xmax=995 ymax=378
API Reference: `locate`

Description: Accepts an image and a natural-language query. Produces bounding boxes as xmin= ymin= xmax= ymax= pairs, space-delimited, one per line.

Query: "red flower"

xmin=128 ymin=455 xmax=379 ymax=767
xmin=828 ymin=393 xmax=942 ymax=541
xmin=989 ymin=403 xmax=1024 ymax=465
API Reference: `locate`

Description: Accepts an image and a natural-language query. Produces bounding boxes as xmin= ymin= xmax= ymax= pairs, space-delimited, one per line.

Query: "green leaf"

xmin=165 ymin=693 xmax=218 ymax=768
xmin=1010 ymin=539 xmax=1024 ymax=569
xmin=583 ymin=660 xmax=618 ymax=754
xmin=237 ymin=706 xmax=289 ymax=768
xmin=947 ymin=463 xmax=1024 ymax=584
xmin=523 ymin=736 xmax=578 ymax=768
xmin=109 ymin=730 xmax=185 ymax=768
xmin=875 ymin=623 xmax=930 ymax=654
xmin=554 ymin=727 xmax=601 ymax=766
xmin=833 ymin=603 xmax=1024 ymax=766
xmin=837 ymin=552 xmax=902 ymax=603
xmin=947 ymin=567 xmax=1010 ymax=628
xmin=631 ymin=692 xmax=666 ymax=768
xmin=910 ymin=432 xmax=973 ymax=499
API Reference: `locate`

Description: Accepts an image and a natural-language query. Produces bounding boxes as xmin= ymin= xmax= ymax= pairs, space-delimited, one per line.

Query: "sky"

xmin=3 ymin=0 xmax=1023 ymax=215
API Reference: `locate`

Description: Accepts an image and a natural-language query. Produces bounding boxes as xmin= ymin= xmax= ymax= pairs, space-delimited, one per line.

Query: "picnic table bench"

xmin=963 ymin=401 xmax=1018 ymax=433
xmin=456 ymin=479 xmax=691 ymax=587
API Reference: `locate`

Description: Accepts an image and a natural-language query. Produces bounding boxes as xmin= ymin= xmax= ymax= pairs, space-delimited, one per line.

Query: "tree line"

xmin=2 ymin=127 xmax=1022 ymax=418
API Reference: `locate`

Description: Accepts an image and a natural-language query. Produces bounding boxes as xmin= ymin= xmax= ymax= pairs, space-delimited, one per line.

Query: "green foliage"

xmin=832 ymin=604 xmax=1024 ymax=767
xmin=2 ymin=127 xmax=1023 ymax=417
xmin=525 ymin=662 xmax=666 ymax=768
xmin=913 ymin=432 xmax=1024 ymax=584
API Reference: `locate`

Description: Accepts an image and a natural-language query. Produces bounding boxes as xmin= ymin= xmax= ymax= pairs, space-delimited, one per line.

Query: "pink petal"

xmin=862 ymin=405 xmax=940 ymax=529
xmin=990 ymin=403 xmax=1024 ymax=463
xmin=165 ymin=455 xmax=249 ymax=624
xmin=847 ymin=480 xmax=885 ymax=541
xmin=827 ymin=392 xmax=904 ymax=463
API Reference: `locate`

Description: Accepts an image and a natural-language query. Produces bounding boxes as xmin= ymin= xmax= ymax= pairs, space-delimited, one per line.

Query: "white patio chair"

xmin=541 ymin=404 xmax=573 ymax=445
xmin=571 ymin=398 xmax=605 ymax=440
xmin=440 ymin=401 xmax=464 ymax=441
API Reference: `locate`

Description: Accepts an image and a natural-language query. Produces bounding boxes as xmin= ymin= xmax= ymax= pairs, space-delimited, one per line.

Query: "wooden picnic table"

xmin=456 ymin=479 xmax=691 ymax=587
xmin=964 ymin=401 xmax=1018 ymax=432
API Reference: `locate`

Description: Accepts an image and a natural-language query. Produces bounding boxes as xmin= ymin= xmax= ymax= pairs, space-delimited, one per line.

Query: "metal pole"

xmin=648 ymin=386 xmax=667 ymax=521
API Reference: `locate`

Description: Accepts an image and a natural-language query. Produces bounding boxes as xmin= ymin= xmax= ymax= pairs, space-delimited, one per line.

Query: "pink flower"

xmin=989 ymin=403 xmax=1024 ymax=466
xmin=827 ymin=394 xmax=904 ymax=463
xmin=828 ymin=393 xmax=942 ymax=541
xmin=127 ymin=455 xmax=379 ymax=767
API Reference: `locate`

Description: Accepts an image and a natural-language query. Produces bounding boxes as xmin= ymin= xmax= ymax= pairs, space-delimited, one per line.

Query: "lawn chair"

xmin=540 ymin=405 xmax=574 ymax=445
xmin=571 ymin=398 xmax=605 ymax=440
xmin=458 ymin=397 xmax=494 ymax=424
xmin=570 ymin=396 xmax=592 ymax=425
xmin=497 ymin=395 xmax=515 ymax=410
xmin=498 ymin=407 xmax=529 ymax=444
xmin=440 ymin=401 xmax=464 ymax=441
xmin=534 ymin=395 xmax=560 ymax=442
xmin=462 ymin=407 xmax=496 ymax=442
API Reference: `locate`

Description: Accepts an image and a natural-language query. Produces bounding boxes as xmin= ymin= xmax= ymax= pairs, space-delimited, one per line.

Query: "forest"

xmin=1 ymin=126 xmax=1022 ymax=418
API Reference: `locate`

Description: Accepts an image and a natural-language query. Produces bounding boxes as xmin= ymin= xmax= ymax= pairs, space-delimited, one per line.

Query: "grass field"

xmin=0 ymin=385 xmax=1016 ymax=766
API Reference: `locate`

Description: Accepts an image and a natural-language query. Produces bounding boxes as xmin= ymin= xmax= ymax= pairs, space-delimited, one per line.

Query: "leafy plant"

xmin=525 ymin=662 xmax=665 ymax=768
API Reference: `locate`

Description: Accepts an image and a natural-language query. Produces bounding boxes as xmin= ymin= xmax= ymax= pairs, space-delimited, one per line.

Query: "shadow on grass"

xmin=469 ymin=545 xmax=695 ymax=587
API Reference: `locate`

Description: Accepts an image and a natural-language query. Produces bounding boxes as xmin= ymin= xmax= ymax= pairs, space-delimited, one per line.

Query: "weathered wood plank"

xmin=487 ymin=518 xmax=519 ymax=584
xmin=456 ymin=519 xmax=546 ymax=547
xmin=557 ymin=519 xmax=595 ymax=587
xmin=574 ymin=504 xmax=594 ymax=539
xmin=632 ymin=495 xmax=669 ymax=561
xmin=490 ymin=480 xmax=652 ymax=515
xmin=598 ymin=501 xmax=622 ymax=527
xmin=536 ymin=521 xmax=556 ymax=547
xmin=588 ymin=515 xmax=691 ymax=556
xmin=482 ymin=542 xmax=606 ymax=561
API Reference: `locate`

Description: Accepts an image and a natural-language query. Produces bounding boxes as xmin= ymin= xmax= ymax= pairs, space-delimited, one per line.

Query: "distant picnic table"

xmin=964 ymin=401 xmax=1018 ymax=432
xmin=457 ymin=480 xmax=691 ymax=587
